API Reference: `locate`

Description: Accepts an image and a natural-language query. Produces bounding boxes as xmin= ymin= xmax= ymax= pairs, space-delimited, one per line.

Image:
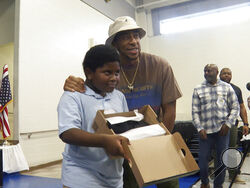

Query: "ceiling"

xmin=126 ymin=0 xmax=194 ymax=10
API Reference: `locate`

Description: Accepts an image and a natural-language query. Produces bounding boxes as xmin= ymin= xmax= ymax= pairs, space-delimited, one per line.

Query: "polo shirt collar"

xmin=85 ymin=85 xmax=112 ymax=100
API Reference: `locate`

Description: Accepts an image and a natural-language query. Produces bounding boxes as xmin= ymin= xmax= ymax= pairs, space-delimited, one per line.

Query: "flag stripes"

xmin=0 ymin=107 xmax=10 ymax=138
xmin=0 ymin=64 xmax=12 ymax=138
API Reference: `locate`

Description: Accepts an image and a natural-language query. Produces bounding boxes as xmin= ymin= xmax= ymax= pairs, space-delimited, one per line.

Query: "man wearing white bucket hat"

xmin=64 ymin=16 xmax=182 ymax=188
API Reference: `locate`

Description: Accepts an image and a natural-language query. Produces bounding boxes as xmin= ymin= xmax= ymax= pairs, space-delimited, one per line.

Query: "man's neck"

xmin=208 ymin=79 xmax=217 ymax=85
xmin=119 ymin=52 xmax=140 ymax=69
xmin=220 ymin=79 xmax=230 ymax=84
xmin=121 ymin=58 xmax=139 ymax=70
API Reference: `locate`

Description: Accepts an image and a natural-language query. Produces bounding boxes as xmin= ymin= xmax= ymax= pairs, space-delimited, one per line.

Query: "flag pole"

xmin=0 ymin=64 xmax=12 ymax=141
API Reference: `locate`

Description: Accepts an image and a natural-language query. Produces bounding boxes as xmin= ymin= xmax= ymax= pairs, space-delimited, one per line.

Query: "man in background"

xmin=247 ymin=82 xmax=250 ymax=110
xmin=219 ymin=68 xmax=249 ymax=184
xmin=192 ymin=64 xmax=239 ymax=188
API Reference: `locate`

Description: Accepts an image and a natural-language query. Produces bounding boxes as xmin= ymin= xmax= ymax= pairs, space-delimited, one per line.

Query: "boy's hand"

xmin=103 ymin=135 xmax=130 ymax=161
xmin=64 ymin=75 xmax=85 ymax=92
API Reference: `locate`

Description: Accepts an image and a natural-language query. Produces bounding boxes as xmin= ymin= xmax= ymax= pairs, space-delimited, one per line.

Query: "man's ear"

xmin=112 ymin=41 xmax=118 ymax=48
xmin=111 ymin=42 xmax=120 ymax=56
xmin=84 ymin=68 xmax=93 ymax=80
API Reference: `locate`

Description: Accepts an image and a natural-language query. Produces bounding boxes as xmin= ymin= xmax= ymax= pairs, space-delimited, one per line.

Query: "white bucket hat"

xmin=105 ymin=16 xmax=146 ymax=45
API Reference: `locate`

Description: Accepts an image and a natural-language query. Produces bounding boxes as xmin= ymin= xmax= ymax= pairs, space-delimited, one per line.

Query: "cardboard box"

xmin=93 ymin=105 xmax=199 ymax=187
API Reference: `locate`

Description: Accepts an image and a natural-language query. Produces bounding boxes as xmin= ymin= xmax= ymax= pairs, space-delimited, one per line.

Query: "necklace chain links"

xmin=121 ymin=61 xmax=140 ymax=92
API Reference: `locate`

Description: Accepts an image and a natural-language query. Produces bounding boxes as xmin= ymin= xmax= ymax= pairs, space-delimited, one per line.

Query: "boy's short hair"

xmin=83 ymin=44 xmax=120 ymax=72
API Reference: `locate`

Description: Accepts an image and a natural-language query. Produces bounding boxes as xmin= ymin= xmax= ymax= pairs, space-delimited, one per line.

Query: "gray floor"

xmin=20 ymin=154 xmax=250 ymax=188
xmin=21 ymin=161 xmax=62 ymax=179
xmin=192 ymin=154 xmax=250 ymax=188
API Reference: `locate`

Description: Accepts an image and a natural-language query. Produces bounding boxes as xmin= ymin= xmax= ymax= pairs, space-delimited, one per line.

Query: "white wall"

xmin=0 ymin=0 xmax=15 ymax=45
xmin=0 ymin=0 xmax=15 ymax=140
xmin=138 ymin=11 xmax=250 ymax=122
xmin=0 ymin=43 xmax=14 ymax=140
xmin=15 ymin=0 xmax=250 ymax=167
xmin=17 ymin=0 xmax=112 ymax=166
xmin=18 ymin=0 xmax=112 ymax=134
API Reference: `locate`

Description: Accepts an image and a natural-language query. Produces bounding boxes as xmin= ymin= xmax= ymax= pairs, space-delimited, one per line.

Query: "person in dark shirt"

xmin=219 ymin=68 xmax=249 ymax=184
xmin=247 ymin=82 xmax=250 ymax=110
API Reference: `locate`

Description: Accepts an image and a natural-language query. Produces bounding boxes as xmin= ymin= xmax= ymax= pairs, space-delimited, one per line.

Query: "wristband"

xmin=244 ymin=123 xmax=249 ymax=126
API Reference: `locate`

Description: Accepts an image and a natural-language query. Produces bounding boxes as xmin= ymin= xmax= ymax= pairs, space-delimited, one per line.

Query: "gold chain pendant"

xmin=128 ymin=84 xmax=134 ymax=92
xmin=121 ymin=61 xmax=140 ymax=93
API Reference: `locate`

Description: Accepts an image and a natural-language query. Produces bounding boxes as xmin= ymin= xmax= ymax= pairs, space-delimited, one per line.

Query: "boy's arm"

xmin=60 ymin=128 xmax=130 ymax=159
xmin=64 ymin=75 xmax=85 ymax=92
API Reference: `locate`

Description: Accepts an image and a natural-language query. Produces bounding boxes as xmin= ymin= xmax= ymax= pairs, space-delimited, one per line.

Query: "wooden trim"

xmin=21 ymin=160 xmax=62 ymax=173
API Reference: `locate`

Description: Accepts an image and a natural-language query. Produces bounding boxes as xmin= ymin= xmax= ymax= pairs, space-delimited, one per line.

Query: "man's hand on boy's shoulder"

xmin=64 ymin=75 xmax=85 ymax=92
xmin=103 ymin=135 xmax=130 ymax=161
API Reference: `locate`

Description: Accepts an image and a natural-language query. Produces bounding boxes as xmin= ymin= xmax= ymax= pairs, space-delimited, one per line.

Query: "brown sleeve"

xmin=160 ymin=58 xmax=182 ymax=104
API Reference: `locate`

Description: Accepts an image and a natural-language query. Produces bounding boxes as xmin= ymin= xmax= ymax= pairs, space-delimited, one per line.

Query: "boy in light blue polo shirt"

xmin=57 ymin=45 xmax=129 ymax=188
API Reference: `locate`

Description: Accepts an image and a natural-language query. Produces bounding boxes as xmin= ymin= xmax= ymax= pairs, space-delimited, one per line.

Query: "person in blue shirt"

xmin=57 ymin=44 xmax=130 ymax=188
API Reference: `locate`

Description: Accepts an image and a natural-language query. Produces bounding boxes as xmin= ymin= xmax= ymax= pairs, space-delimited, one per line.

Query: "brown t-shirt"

xmin=117 ymin=52 xmax=182 ymax=117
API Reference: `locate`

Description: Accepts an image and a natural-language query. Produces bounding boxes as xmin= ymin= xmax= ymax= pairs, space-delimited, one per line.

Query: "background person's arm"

xmin=239 ymin=103 xmax=249 ymax=135
xmin=162 ymin=100 xmax=176 ymax=133
xmin=248 ymin=96 xmax=250 ymax=110
xmin=226 ymin=86 xmax=240 ymax=128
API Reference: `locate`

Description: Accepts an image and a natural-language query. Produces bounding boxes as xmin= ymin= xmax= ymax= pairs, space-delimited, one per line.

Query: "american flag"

xmin=0 ymin=64 xmax=12 ymax=138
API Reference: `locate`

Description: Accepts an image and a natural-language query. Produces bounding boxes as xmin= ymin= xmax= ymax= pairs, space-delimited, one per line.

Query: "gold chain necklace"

xmin=121 ymin=61 xmax=140 ymax=92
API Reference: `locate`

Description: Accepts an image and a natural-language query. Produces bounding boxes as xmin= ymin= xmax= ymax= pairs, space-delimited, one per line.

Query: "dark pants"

xmin=228 ymin=125 xmax=238 ymax=179
xmin=123 ymin=161 xmax=179 ymax=188
xmin=199 ymin=132 xmax=229 ymax=187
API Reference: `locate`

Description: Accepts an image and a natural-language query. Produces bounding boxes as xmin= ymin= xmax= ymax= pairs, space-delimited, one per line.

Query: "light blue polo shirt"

xmin=57 ymin=86 xmax=128 ymax=188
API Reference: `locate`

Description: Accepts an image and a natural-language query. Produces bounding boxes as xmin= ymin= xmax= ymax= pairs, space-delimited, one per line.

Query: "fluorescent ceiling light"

xmin=160 ymin=3 xmax=250 ymax=35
